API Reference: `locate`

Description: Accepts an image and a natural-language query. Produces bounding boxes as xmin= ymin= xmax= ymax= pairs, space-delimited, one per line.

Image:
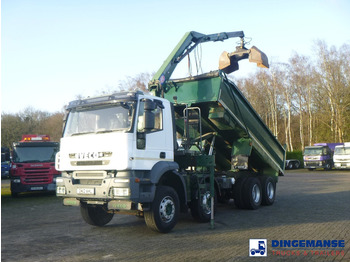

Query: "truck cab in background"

xmin=303 ymin=143 xmax=343 ymax=171
xmin=333 ymin=143 xmax=350 ymax=169
xmin=10 ymin=135 xmax=61 ymax=197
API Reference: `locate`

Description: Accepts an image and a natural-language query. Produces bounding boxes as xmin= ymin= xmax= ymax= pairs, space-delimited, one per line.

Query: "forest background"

xmin=1 ymin=40 xmax=350 ymax=152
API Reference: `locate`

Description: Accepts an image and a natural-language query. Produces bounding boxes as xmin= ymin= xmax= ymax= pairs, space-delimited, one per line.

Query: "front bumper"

xmin=56 ymin=171 xmax=155 ymax=210
xmin=334 ymin=162 xmax=350 ymax=169
xmin=11 ymin=181 xmax=56 ymax=194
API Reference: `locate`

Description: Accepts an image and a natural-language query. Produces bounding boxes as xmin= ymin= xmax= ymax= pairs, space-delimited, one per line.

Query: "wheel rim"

xmin=252 ymin=184 xmax=261 ymax=204
xmin=266 ymin=181 xmax=274 ymax=200
xmin=159 ymin=196 xmax=175 ymax=223
xmin=201 ymin=191 xmax=212 ymax=215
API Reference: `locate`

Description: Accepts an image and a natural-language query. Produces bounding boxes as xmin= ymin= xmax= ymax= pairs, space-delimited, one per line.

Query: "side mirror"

xmin=143 ymin=99 xmax=156 ymax=131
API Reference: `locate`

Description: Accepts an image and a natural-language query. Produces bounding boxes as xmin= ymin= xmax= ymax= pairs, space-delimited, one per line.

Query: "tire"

xmin=324 ymin=162 xmax=332 ymax=170
xmin=233 ymin=177 xmax=248 ymax=209
xmin=260 ymin=176 xmax=276 ymax=206
xmin=11 ymin=191 xmax=19 ymax=198
xmin=287 ymin=162 xmax=293 ymax=169
xmin=293 ymin=161 xmax=300 ymax=169
xmin=10 ymin=183 xmax=19 ymax=198
xmin=80 ymin=203 xmax=114 ymax=226
xmin=144 ymin=186 xmax=179 ymax=233
xmin=242 ymin=177 xmax=262 ymax=210
xmin=190 ymin=183 xmax=216 ymax=223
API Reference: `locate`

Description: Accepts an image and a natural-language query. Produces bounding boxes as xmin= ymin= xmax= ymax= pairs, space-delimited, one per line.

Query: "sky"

xmin=1 ymin=0 xmax=350 ymax=114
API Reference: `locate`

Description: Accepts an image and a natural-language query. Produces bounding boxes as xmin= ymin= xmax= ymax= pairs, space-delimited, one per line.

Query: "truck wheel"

xmin=233 ymin=177 xmax=248 ymax=209
xmin=243 ymin=177 xmax=262 ymax=210
xmin=191 ymin=184 xmax=216 ymax=223
xmin=260 ymin=176 xmax=276 ymax=206
xmin=10 ymin=183 xmax=19 ymax=198
xmin=293 ymin=162 xmax=300 ymax=169
xmin=144 ymin=186 xmax=179 ymax=233
xmin=80 ymin=203 xmax=114 ymax=226
xmin=324 ymin=162 xmax=332 ymax=170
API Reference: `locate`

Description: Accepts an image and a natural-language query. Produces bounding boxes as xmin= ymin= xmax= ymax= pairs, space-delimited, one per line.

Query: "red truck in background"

xmin=10 ymin=135 xmax=60 ymax=197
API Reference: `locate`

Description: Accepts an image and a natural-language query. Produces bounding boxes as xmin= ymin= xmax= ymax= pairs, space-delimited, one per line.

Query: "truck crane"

xmin=56 ymin=30 xmax=285 ymax=233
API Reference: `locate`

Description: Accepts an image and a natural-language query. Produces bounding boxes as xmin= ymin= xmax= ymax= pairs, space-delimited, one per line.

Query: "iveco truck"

xmin=56 ymin=31 xmax=285 ymax=232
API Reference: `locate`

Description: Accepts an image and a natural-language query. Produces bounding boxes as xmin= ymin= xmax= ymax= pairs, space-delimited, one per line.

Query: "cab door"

xmin=132 ymin=98 xmax=174 ymax=170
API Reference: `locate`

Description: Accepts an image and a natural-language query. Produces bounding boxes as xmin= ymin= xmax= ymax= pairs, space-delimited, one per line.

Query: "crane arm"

xmin=149 ymin=31 xmax=245 ymax=95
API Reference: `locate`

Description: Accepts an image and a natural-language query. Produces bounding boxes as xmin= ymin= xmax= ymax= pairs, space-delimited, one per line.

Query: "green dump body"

xmin=163 ymin=72 xmax=285 ymax=178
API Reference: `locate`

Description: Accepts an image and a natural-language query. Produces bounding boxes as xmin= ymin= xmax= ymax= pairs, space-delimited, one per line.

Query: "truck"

xmin=56 ymin=31 xmax=286 ymax=233
xmin=285 ymin=159 xmax=300 ymax=169
xmin=1 ymin=147 xmax=11 ymax=179
xmin=10 ymin=134 xmax=61 ymax=197
xmin=303 ymin=143 xmax=343 ymax=171
xmin=333 ymin=143 xmax=350 ymax=169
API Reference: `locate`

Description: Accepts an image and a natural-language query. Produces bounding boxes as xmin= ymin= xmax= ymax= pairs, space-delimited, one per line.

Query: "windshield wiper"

xmin=96 ymin=130 xmax=113 ymax=134
xmin=70 ymin=131 xmax=95 ymax=136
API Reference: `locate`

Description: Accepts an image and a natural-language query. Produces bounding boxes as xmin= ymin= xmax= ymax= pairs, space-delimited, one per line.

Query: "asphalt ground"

xmin=1 ymin=169 xmax=349 ymax=262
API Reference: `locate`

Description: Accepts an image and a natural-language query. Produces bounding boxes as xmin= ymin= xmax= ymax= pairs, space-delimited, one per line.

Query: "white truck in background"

xmin=333 ymin=143 xmax=350 ymax=169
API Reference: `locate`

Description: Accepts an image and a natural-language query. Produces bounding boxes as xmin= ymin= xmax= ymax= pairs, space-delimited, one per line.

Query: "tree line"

xmin=236 ymin=40 xmax=350 ymax=151
xmin=1 ymin=108 xmax=64 ymax=148
xmin=1 ymin=42 xmax=349 ymax=151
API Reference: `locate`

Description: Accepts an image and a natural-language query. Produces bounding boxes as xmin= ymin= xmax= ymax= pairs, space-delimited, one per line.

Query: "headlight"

xmin=112 ymin=188 xmax=130 ymax=197
xmin=13 ymin=179 xmax=21 ymax=183
xmin=56 ymin=177 xmax=64 ymax=183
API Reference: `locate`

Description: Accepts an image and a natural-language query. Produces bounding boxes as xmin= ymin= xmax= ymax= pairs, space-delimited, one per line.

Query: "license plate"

xmin=77 ymin=188 xmax=95 ymax=195
xmin=31 ymin=187 xmax=44 ymax=191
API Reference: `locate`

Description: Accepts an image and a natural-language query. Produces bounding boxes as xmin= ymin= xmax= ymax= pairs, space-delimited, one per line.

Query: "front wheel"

xmin=80 ymin=203 xmax=114 ymax=226
xmin=324 ymin=162 xmax=332 ymax=170
xmin=144 ymin=186 xmax=179 ymax=233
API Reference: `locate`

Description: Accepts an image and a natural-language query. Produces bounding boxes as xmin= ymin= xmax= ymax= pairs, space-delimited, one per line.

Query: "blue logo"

xmin=249 ymin=239 xmax=267 ymax=257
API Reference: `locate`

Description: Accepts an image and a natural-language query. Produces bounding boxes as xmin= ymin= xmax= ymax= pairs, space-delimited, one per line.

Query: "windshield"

xmin=13 ymin=146 xmax=58 ymax=163
xmin=64 ymin=103 xmax=135 ymax=137
xmin=304 ymin=147 xmax=324 ymax=156
xmin=334 ymin=147 xmax=350 ymax=155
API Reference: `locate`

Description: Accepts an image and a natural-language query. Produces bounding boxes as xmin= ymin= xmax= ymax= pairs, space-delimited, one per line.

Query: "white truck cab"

xmin=333 ymin=143 xmax=350 ymax=169
xmin=56 ymin=92 xmax=181 ymax=215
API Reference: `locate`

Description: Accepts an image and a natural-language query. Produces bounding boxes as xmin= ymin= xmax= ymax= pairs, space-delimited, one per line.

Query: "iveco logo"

xmin=31 ymin=164 xmax=43 ymax=167
xmin=76 ymin=152 xmax=102 ymax=159
xmin=69 ymin=152 xmax=112 ymax=159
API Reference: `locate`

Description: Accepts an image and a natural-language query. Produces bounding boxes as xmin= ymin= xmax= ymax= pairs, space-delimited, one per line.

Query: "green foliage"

xmin=1 ymin=107 xmax=64 ymax=149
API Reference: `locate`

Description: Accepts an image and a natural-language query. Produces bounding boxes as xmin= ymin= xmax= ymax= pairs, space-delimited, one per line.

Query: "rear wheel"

xmin=144 ymin=186 xmax=179 ymax=233
xmin=293 ymin=161 xmax=300 ymax=169
xmin=242 ymin=177 xmax=262 ymax=210
xmin=80 ymin=203 xmax=114 ymax=226
xmin=233 ymin=177 xmax=248 ymax=209
xmin=260 ymin=176 xmax=276 ymax=206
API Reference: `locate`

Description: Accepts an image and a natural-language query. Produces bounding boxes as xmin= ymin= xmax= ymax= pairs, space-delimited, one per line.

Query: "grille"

xmin=22 ymin=167 xmax=51 ymax=184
